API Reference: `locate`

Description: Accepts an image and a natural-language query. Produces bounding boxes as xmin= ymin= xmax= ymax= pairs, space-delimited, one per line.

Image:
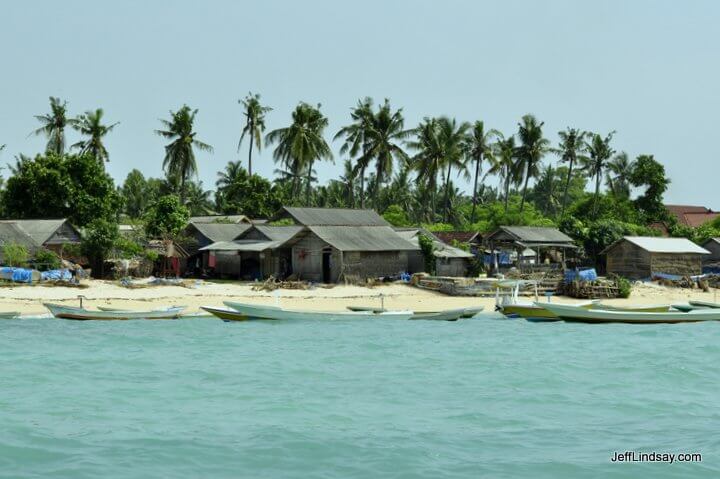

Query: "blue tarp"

xmin=703 ymin=266 xmax=720 ymax=275
xmin=484 ymin=253 xmax=511 ymax=265
xmin=40 ymin=269 xmax=72 ymax=281
xmin=0 ymin=267 xmax=34 ymax=283
xmin=564 ymin=268 xmax=598 ymax=284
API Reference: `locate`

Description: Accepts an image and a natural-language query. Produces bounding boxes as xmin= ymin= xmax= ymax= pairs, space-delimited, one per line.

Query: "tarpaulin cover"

xmin=40 ymin=269 xmax=72 ymax=281
xmin=0 ymin=267 xmax=34 ymax=283
xmin=564 ymin=268 xmax=598 ymax=284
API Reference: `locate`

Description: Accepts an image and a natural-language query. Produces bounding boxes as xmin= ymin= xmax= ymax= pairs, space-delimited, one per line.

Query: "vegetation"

xmin=144 ymin=195 xmax=190 ymax=238
xmin=3 ymin=243 xmax=29 ymax=267
xmin=238 ymin=92 xmax=272 ymax=176
xmin=418 ymin=233 xmax=436 ymax=274
xmin=32 ymin=249 xmax=62 ymax=271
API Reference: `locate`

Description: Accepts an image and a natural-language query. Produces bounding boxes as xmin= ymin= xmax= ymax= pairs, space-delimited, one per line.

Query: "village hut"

xmin=184 ymin=221 xmax=251 ymax=276
xmin=147 ymin=240 xmax=190 ymax=277
xmin=395 ymin=228 xmax=474 ymax=276
xmin=701 ymin=238 xmax=720 ymax=263
xmin=601 ymin=236 xmax=710 ymax=280
xmin=483 ymin=226 xmax=576 ymax=273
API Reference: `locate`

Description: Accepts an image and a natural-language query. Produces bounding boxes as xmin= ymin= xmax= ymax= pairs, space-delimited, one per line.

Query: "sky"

xmin=1 ymin=0 xmax=718 ymax=207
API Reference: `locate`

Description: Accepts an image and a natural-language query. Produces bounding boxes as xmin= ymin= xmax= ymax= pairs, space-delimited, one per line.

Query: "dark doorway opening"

xmin=322 ymin=249 xmax=332 ymax=283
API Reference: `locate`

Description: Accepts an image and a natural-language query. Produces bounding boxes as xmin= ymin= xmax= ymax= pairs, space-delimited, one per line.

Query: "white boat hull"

xmin=224 ymin=301 xmax=413 ymax=321
xmin=538 ymin=302 xmax=720 ymax=324
xmin=44 ymin=303 xmax=186 ymax=320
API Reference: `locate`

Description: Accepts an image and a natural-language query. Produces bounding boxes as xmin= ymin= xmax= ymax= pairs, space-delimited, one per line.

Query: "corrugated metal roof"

xmin=0 ymin=219 xmax=74 ymax=245
xmin=253 ymin=225 xmax=304 ymax=242
xmin=0 ymin=223 xmax=39 ymax=259
xmin=199 ymin=240 xmax=282 ymax=252
xmin=390 ymin=227 xmax=473 ymax=258
xmin=496 ymin=226 xmax=574 ymax=243
xmin=283 ymin=207 xmax=389 ymax=226
xmin=189 ymin=215 xmax=250 ymax=224
xmin=611 ymin=236 xmax=710 ymax=254
xmin=190 ymin=223 xmax=251 ymax=242
xmin=309 ymin=226 xmax=416 ymax=251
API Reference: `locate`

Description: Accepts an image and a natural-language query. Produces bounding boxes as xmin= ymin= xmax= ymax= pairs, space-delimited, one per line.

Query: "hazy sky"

xmin=1 ymin=0 xmax=718 ymax=207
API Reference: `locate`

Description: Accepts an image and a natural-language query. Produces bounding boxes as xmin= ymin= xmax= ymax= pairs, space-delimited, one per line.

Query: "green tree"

xmin=629 ymin=154 xmax=670 ymax=223
xmin=516 ymin=114 xmax=551 ymax=212
xmin=155 ymin=105 xmax=213 ymax=201
xmin=418 ymin=233 xmax=436 ymax=274
xmin=3 ymin=152 xmax=121 ymax=226
xmin=183 ymin=180 xmax=214 ymax=215
xmin=215 ymin=166 xmax=285 ymax=218
xmin=121 ymin=169 xmax=152 ymax=218
xmin=464 ymin=121 xmax=501 ymax=222
xmin=334 ymin=98 xmax=374 ymax=208
xmin=31 ymin=97 xmax=79 ymax=155
xmin=488 ymin=137 xmax=518 ymax=212
xmin=437 ymin=118 xmax=470 ymax=222
xmin=266 ymin=102 xmax=332 ymax=205
xmin=144 ymin=195 xmax=190 ymax=238
xmin=582 ymin=131 xmax=616 ymax=217
xmin=408 ymin=118 xmax=444 ymax=222
xmin=72 ymin=109 xmax=119 ymax=164
xmin=382 ymin=204 xmax=411 ymax=227
xmin=3 ymin=243 xmax=29 ymax=267
xmin=606 ymin=151 xmax=634 ymax=199
xmin=555 ymin=128 xmax=588 ymax=216
xmin=82 ymin=218 xmax=120 ymax=278
xmin=238 ymin=92 xmax=272 ymax=176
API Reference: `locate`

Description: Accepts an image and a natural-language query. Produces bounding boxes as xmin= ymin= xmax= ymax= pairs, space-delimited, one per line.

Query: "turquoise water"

xmin=1 ymin=314 xmax=718 ymax=478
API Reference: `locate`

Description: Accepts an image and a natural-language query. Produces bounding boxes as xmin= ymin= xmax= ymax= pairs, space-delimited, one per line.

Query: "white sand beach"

xmin=1 ymin=280 xmax=718 ymax=316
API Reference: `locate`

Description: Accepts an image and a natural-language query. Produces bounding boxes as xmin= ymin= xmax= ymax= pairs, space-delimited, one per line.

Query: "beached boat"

xmin=224 ymin=301 xmax=413 ymax=321
xmin=347 ymin=305 xmax=484 ymax=320
xmin=689 ymin=300 xmax=720 ymax=309
xmin=538 ymin=302 xmax=720 ymax=324
xmin=0 ymin=311 xmax=20 ymax=319
xmin=590 ymin=303 xmax=671 ymax=313
xmin=44 ymin=303 xmax=186 ymax=320
xmin=97 ymin=305 xmax=187 ymax=312
xmin=201 ymin=306 xmax=256 ymax=322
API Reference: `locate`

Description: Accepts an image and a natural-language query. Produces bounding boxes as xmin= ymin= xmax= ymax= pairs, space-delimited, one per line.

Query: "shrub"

xmin=418 ymin=233 xmax=436 ymax=275
xmin=3 ymin=243 xmax=29 ymax=267
xmin=33 ymin=249 xmax=61 ymax=271
xmin=612 ymin=275 xmax=632 ymax=299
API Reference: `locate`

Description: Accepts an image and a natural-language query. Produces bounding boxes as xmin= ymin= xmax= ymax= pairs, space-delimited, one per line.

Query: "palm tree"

xmin=266 ymin=102 xmax=332 ymax=206
xmin=464 ymin=121 xmax=501 ymax=222
xmin=583 ymin=131 xmax=616 ymax=216
xmin=606 ymin=151 xmax=634 ymax=199
xmin=31 ymin=97 xmax=79 ymax=155
xmin=358 ymin=99 xmax=411 ymax=207
xmin=488 ymin=137 xmax=518 ymax=212
xmin=216 ymin=160 xmax=245 ymax=190
xmin=516 ymin=114 xmax=550 ymax=212
xmin=408 ymin=118 xmax=444 ymax=221
xmin=184 ymin=180 xmax=215 ymax=215
xmin=155 ymin=105 xmax=213 ymax=202
xmin=238 ymin=92 xmax=272 ymax=176
xmin=334 ymin=98 xmax=374 ymax=208
xmin=72 ymin=109 xmax=119 ymax=164
xmin=437 ymin=117 xmax=470 ymax=222
xmin=555 ymin=128 xmax=588 ymax=216
xmin=338 ymin=159 xmax=356 ymax=207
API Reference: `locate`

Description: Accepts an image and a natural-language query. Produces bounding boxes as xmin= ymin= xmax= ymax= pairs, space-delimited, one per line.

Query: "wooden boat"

xmin=672 ymin=303 xmax=702 ymax=312
xmin=347 ymin=305 xmax=484 ymax=320
xmin=498 ymin=301 xmax=596 ymax=321
xmin=0 ymin=311 xmax=20 ymax=319
xmin=97 ymin=305 xmax=187 ymax=312
xmin=538 ymin=302 xmax=720 ymax=324
xmin=44 ymin=303 xmax=186 ymax=320
xmin=591 ymin=303 xmax=671 ymax=313
xmin=689 ymin=300 xmax=720 ymax=309
xmin=224 ymin=301 xmax=413 ymax=321
xmin=201 ymin=306 xmax=257 ymax=322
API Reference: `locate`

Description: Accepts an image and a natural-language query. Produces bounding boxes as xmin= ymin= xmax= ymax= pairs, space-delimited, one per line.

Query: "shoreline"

xmin=1 ymin=280 xmax=719 ymax=316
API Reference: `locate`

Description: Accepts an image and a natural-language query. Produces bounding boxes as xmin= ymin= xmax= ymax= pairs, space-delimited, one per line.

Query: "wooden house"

xmin=701 ymin=238 xmax=720 ymax=263
xmin=484 ymin=226 xmax=576 ymax=273
xmin=602 ymin=236 xmax=710 ymax=279
xmin=395 ymin=228 xmax=474 ymax=276
xmin=0 ymin=218 xmax=82 ymax=260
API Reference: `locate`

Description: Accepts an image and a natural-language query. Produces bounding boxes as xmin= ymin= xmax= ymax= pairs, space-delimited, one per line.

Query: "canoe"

xmin=672 ymin=303 xmax=705 ymax=312
xmin=44 ymin=303 xmax=186 ymax=320
xmin=201 ymin=306 xmax=258 ymax=322
xmin=538 ymin=302 xmax=720 ymax=324
xmin=224 ymin=301 xmax=414 ymax=321
xmin=591 ymin=303 xmax=672 ymax=313
xmin=97 ymin=305 xmax=187 ymax=312
xmin=498 ymin=301 xmax=596 ymax=321
xmin=689 ymin=300 xmax=720 ymax=309
xmin=0 ymin=311 xmax=20 ymax=319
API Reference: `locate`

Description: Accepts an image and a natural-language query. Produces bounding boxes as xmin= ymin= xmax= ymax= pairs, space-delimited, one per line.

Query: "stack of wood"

xmin=560 ymin=279 xmax=621 ymax=299
xmin=251 ymin=276 xmax=319 ymax=292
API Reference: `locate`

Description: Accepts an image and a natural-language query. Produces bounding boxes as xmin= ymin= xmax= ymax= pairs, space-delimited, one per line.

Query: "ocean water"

xmin=1 ymin=314 xmax=718 ymax=479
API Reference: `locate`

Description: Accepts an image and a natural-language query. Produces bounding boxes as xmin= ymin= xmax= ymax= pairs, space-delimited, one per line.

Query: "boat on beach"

xmin=0 ymin=311 xmax=20 ymax=319
xmin=223 ymin=301 xmax=414 ymax=321
xmin=44 ymin=303 xmax=186 ymax=320
xmin=688 ymin=300 xmax=720 ymax=309
xmin=537 ymin=302 xmax=720 ymax=324
xmin=201 ymin=306 xmax=256 ymax=322
xmin=347 ymin=305 xmax=484 ymax=320
xmin=97 ymin=305 xmax=187 ymax=312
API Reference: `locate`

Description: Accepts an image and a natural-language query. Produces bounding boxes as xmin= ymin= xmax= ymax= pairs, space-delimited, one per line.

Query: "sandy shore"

xmin=1 ymin=279 xmax=719 ymax=316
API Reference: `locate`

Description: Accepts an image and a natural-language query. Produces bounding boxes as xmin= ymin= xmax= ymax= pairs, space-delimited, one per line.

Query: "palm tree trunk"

xmin=519 ymin=164 xmax=530 ymax=212
xmin=593 ymin=170 xmax=601 ymax=217
xmin=305 ymin=159 xmax=314 ymax=206
xmin=503 ymin=172 xmax=511 ymax=212
xmin=359 ymin=166 xmax=366 ymax=209
xmin=471 ymin=156 xmax=481 ymax=222
xmin=248 ymin=125 xmax=254 ymax=176
xmin=560 ymin=159 xmax=574 ymax=217
xmin=443 ymin=162 xmax=452 ymax=223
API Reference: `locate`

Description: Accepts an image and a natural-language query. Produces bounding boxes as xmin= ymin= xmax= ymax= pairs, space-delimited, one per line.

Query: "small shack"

xmin=602 ymin=236 xmax=710 ymax=279
xmin=484 ymin=226 xmax=576 ymax=273
xmin=432 ymin=231 xmax=481 ymax=255
xmin=395 ymin=228 xmax=474 ymax=276
xmin=701 ymin=238 xmax=720 ymax=263
xmin=184 ymin=222 xmax=251 ymax=276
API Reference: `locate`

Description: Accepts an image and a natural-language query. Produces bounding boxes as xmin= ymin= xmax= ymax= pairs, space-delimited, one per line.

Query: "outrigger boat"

xmin=44 ymin=303 xmax=186 ymax=320
xmin=223 ymin=301 xmax=414 ymax=321
xmin=201 ymin=306 xmax=256 ymax=322
xmin=347 ymin=305 xmax=484 ymax=321
xmin=97 ymin=305 xmax=187 ymax=312
xmin=689 ymin=300 xmax=720 ymax=309
xmin=538 ymin=302 xmax=720 ymax=324
xmin=0 ymin=311 xmax=20 ymax=319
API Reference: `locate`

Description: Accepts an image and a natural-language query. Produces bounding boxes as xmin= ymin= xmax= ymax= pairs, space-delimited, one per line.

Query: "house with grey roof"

xmin=602 ymin=236 xmax=709 ymax=279
xmin=200 ymin=207 xmax=418 ymax=282
xmin=701 ymin=238 xmax=720 ymax=264
xmin=395 ymin=228 xmax=474 ymax=276
xmin=0 ymin=219 xmax=81 ymax=260
xmin=483 ymin=226 xmax=577 ymax=273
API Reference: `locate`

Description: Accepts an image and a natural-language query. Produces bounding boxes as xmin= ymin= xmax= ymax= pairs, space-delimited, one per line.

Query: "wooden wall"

xmin=605 ymin=241 xmax=652 ymax=279
xmin=436 ymin=258 xmax=469 ymax=277
xmin=650 ymin=253 xmax=702 ymax=277
xmin=703 ymin=240 xmax=720 ymax=263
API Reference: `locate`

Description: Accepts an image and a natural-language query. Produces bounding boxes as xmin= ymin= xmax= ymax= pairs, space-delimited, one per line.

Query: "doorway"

xmin=322 ymin=249 xmax=332 ymax=283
